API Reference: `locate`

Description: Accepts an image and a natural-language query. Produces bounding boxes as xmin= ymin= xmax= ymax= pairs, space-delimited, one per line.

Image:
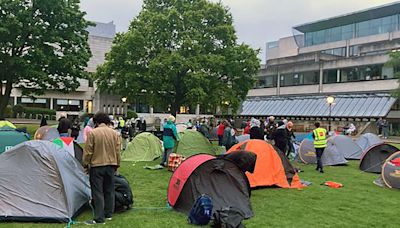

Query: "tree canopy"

xmin=96 ymin=0 xmax=260 ymax=115
xmin=0 ymin=0 xmax=91 ymax=118
xmin=385 ymin=51 xmax=400 ymax=97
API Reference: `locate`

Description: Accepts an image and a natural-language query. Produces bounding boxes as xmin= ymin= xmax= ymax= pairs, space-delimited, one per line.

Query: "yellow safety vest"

xmin=313 ymin=128 xmax=327 ymax=148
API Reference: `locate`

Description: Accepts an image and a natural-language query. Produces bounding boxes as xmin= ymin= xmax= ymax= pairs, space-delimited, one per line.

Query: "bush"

xmin=4 ymin=105 xmax=13 ymax=118
xmin=12 ymin=104 xmax=25 ymax=117
xmin=24 ymin=107 xmax=56 ymax=119
xmin=127 ymin=110 xmax=138 ymax=119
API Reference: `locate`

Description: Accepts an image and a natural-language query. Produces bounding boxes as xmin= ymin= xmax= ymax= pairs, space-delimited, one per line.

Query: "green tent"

xmin=122 ymin=132 xmax=162 ymax=162
xmin=175 ymin=130 xmax=216 ymax=157
xmin=0 ymin=127 xmax=30 ymax=154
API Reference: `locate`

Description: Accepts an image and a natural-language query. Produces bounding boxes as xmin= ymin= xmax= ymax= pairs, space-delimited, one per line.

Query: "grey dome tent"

xmin=34 ymin=126 xmax=60 ymax=141
xmin=359 ymin=143 xmax=398 ymax=173
xmin=298 ymin=139 xmax=347 ymax=166
xmin=380 ymin=151 xmax=400 ymax=189
xmin=330 ymin=135 xmax=363 ymax=160
xmin=0 ymin=141 xmax=91 ymax=222
xmin=355 ymin=133 xmax=383 ymax=153
xmin=236 ymin=134 xmax=250 ymax=143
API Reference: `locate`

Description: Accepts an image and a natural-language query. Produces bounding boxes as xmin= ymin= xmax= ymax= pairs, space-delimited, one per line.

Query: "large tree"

xmin=96 ymin=0 xmax=260 ymax=115
xmin=386 ymin=51 xmax=400 ymax=97
xmin=0 ymin=0 xmax=92 ymax=118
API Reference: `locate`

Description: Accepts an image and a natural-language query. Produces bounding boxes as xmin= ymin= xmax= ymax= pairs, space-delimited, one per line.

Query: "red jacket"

xmin=217 ymin=124 xmax=225 ymax=136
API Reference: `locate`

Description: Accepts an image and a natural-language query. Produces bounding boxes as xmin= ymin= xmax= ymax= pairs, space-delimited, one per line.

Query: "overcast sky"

xmin=80 ymin=0 xmax=398 ymax=62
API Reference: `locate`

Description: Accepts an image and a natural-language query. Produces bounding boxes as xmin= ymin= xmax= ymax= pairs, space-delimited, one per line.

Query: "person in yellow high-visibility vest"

xmin=313 ymin=122 xmax=327 ymax=173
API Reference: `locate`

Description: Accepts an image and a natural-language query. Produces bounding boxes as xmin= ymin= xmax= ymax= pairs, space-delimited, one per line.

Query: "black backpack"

xmin=114 ymin=174 xmax=134 ymax=212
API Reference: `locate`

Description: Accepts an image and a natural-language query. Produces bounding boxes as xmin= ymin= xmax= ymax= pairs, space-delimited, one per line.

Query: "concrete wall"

xmin=266 ymin=36 xmax=299 ymax=60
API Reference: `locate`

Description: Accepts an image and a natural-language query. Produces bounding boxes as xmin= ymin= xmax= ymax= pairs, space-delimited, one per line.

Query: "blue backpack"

xmin=188 ymin=194 xmax=213 ymax=225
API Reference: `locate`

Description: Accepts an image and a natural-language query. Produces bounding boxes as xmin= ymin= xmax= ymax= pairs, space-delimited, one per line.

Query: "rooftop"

xmin=87 ymin=21 xmax=116 ymax=39
xmin=294 ymin=1 xmax=400 ymax=33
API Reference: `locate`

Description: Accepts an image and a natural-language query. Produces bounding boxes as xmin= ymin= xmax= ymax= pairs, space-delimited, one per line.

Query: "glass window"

xmin=356 ymin=15 xmax=398 ymax=38
xmin=267 ymin=41 xmax=278 ymax=49
xmin=323 ymin=69 xmax=338 ymax=84
xmin=280 ymin=71 xmax=318 ymax=87
xmin=255 ymin=75 xmax=277 ymax=88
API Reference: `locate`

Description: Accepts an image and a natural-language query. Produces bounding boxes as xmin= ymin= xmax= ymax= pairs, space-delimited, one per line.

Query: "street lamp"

xmin=121 ymin=97 xmax=127 ymax=117
xmin=326 ymin=96 xmax=335 ymax=132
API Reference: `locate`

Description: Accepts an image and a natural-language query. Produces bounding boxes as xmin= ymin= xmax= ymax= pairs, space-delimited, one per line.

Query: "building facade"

xmin=243 ymin=2 xmax=400 ymax=132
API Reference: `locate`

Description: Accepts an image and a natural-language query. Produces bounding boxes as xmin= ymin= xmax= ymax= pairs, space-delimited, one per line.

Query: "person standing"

xmin=217 ymin=121 xmax=225 ymax=146
xmin=382 ymin=119 xmax=389 ymax=139
xmin=286 ymin=121 xmax=296 ymax=158
xmin=313 ymin=122 xmax=327 ymax=173
xmin=272 ymin=121 xmax=288 ymax=155
xmin=57 ymin=114 xmax=71 ymax=137
xmin=71 ymin=118 xmax=81 ymax=140
xmin=83 ymin=113 xmax=121 ymax=225
xmin=222 ymin=120 xmax=237 ymax=151
xmin=265 ymin=116 xmax=276 ymax=140
xmin=40 ymin=116 xmax=48 ymax=127
xmin=377 ymin=118 xmax=383 ymax=136
xmin=160 ymin=115 xmax=179 ymax=167
xmin=249 ymin=119 xmax=264 ymax=140
xmin=199 ymin=120 xmax=210 ymax=139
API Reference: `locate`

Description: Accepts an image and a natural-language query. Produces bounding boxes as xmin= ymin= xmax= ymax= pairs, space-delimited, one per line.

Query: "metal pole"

xmin=329 ymin=104 xmax=332 ymax=132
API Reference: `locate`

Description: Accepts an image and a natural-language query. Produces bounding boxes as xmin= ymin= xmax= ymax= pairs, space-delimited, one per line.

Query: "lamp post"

xmin=121 ymin=97 xmax=127 ymax=117
xmin=326 ymin=96 xmax=335 ymax=132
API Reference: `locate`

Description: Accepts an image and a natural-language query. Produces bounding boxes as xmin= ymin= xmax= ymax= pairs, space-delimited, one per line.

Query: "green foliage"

xmin=12 ymin=104 xmax=25 ymax=117
xmin=0 ymin=0 xmax=92 ymax=117
xmin=95 ymin=0 xmax=260 ymax=115
xmin=385 ymin=51 xmax=400 ymax=97
xmin=127 ymin=109 xmax=138 ymax=119
xmin=4 ymin=105 xmax=13 ymax=118
xmin=24 ymin=107 xmax=56 ymax=116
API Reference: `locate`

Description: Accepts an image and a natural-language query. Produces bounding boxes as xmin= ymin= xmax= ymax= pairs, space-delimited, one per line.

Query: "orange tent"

xmin=228 ymin=139 xmax=303 ymax=188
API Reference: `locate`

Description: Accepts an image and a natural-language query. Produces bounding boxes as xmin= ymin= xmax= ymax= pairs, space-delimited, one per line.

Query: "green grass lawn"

xmin=2 ymin=125 xmax=399 ymax=227
xmin=14 ymin=124 xmax=40 ymax=139
xmin=1 ymin=159 xmax=398 ymax=228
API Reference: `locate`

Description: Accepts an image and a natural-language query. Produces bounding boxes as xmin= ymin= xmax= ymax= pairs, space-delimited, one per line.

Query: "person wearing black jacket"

xmin=57 ymin=115 xmax=71 ymax=137
xmin=249 ymin=118 xmax=264 ymax=140
xmin=272 ymin=121 xmax=288 ymax=154
xmin=286 ymin=121 xmax=296 ymax=158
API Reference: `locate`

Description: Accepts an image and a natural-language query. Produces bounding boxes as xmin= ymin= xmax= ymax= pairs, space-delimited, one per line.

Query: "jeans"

xmin=161 ymin=148 xmax=173 ymax=166
xmin=315 ymin=147 xmax=325 ymax=171
xmin=89 ymin=166 xmax=115 ymax=223
xmin=218 ymin=135 xmax=223 ymax=146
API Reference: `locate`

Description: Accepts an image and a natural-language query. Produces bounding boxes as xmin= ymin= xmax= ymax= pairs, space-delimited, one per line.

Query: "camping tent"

xmin=359 ymin=143 xmax=399 ymax=173
xmin=53 ymin=137 xmax=83 ymax=165
xmin=329 ymin=135 xmax=363 ymax=160
xmin=0 ymin=120 xmax=16 ymax=129
xmin=380 ymin=151 xmax=400 ymax=189
xmin=175 ymin=123 xmax=188 ymax=133
xmin=34 ymin=126 xmax=60 ymax=141
xmin=168 ymin=154 xmax=254 ymax=219
xmin=228 ymin=139 xmax=303 ymax=188
xmin=298 ymin=139 xmax=348 ymax=166
xmin=295 ymin=132 xmax=313 ymax=142
xmin=355 ymin=133 xmax=383 ymax=153
xmin=0 ymin=141 xmax=90 ymax=222
xmin=122 ymin=132 xmax=162 ymax=162
xmin=175 ymin=130 xmax=215 ymax=157
xmin=0 ymin=127 xmax=30 ymax=154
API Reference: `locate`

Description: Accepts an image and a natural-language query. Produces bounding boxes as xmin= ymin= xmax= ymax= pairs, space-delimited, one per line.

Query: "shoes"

xmin=84 ymin=220 xmax=105 ymax=225
xmin=320 ymin=170 xmax=324 ymax=173
xmin=106 ymin=217 xmax=112 ymax=221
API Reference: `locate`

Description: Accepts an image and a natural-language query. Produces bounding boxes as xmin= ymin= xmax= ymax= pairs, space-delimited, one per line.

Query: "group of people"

xmin=376 ymin=118 xmax=390 ymax=139
xmin=237 ymin=116 xmax=296 ymax=158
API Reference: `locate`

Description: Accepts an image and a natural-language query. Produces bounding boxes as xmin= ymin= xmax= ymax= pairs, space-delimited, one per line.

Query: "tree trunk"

xmin=0 ymin=80 xmax=13 ymax=119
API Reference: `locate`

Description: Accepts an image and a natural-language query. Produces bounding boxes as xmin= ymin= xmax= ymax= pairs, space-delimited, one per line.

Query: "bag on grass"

xmin=168 ymin=153 xmax=185 ymax=172
xmin=188 ymin=194 xmax=213 ymax=225
xmin=212 ymin=207 xmax=245 ymax=228
xmin=114 ymin=174 xmax=134 ymax=212
xmin=322 ymin=181 xmax=343 ymax=188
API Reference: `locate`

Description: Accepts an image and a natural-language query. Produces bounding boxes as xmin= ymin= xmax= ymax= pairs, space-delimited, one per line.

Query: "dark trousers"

xmin=161 ymin=148 xmax=173 ymax=166
xmin=218 ymin=135 xmax=223 ymax=146
xmin=315 ymin=148 xmax=324 ymax=171
xmin=90 ymin=166 xmax=115 ymax=223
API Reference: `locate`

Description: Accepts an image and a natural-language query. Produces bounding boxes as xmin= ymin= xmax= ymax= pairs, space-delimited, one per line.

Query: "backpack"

xmin=188 ymin=194 xmax=213 ymax=225
xmin=114 ymin=174 xmax=134 ymax=212
xmin=212 ymin=207 xmax=245 ymax=228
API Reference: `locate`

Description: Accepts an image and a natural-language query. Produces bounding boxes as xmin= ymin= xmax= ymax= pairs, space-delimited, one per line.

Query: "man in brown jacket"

xmin=83 ymin=112 xmax=121 ymax=225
